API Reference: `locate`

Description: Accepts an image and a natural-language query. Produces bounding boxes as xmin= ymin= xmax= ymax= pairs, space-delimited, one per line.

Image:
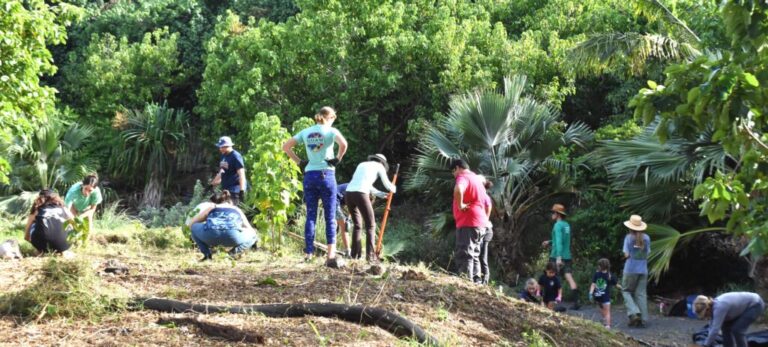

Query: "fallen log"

xmin=141 ymin=298 xmax=439 ymax=345
xmin=158 ymin=315 xmax=264 ymax=343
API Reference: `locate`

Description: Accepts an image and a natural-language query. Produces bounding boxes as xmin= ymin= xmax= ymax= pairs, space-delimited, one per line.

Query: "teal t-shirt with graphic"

xmin=550 ymin=220 xmax=572 ymax=260
xmin=293 ymin=124 xmax=338 ymax=172
xmin=64 ymin=182 xmax=103 ymax=213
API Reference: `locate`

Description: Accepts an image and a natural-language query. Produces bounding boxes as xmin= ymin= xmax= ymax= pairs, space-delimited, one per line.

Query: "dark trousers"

xmin=345 ymin=191 xmax=376 ymax=260
xmin=476 ymin=227 xmax=493 ymax=284
xmin=455 ymin=227 xmax=483 ymax=280
xmin=722 ymin=302 xmax=765 ymax=347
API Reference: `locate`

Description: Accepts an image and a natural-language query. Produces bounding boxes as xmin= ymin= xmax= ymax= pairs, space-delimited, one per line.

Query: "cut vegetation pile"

xmin=0 ymin=258 xmax=127 ymax=321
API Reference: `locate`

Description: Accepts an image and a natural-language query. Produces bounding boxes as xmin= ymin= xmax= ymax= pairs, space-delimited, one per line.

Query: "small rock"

xmin=393 ymin=293 xmax=405 ymax=301
xmin=326 ymin=257 xmax=346 ymax=269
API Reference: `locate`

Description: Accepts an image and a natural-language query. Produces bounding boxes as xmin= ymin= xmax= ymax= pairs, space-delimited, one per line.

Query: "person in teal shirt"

xmin=282 ymin=106 xmax=348 ymax=267
xmin=541 ymin=203 xmax=581 ymax=310
xmin=64 ymin=174 xmax=103 ymax=231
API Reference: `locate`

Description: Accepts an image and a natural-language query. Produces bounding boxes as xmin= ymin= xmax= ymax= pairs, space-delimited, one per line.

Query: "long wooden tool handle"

xmin=375 ymin=164 xmax=400 ymax=256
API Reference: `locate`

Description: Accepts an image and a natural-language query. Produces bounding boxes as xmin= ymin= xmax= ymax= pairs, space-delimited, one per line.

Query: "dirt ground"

xmin=0 ymin=242 xmax=642 ymax=347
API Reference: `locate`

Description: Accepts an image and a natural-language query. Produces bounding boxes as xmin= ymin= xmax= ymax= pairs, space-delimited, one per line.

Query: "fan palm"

xmin=407 ymin=75 xmax=593 ymax=274
xmin=594 ymin=121 xmax=732 ymax=222
xmin=4 ymin=120 xmax=95 ymax=192
xmin=570 ymin=0 xmax=703 ymax=75
xmin=111 ymin=102 xmax=189 ymax=208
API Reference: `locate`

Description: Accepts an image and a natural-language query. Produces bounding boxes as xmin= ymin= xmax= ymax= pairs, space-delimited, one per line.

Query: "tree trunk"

xmin=141 ymin=172 xmax=163 ymax=209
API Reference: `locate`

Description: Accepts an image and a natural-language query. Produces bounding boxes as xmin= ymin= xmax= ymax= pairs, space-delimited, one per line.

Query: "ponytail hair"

xmin=213 ymin=190 xmax=233 ymax=204
xmin=632 ymin=230 xmax=646 ymax=249
xmin=314 ymin=106 xmax=336 ymax=124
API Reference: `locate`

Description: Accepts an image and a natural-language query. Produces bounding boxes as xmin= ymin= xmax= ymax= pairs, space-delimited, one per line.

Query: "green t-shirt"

xmin=293 ymin=124 xmax=339 ymax=172
xmin=550 ymin=220 xmax=572 ymax=260
xmin=65 ymin=182 xmax=103 ymax=213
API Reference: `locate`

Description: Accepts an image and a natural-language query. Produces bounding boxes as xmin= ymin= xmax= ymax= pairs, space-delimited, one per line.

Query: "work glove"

xmin=325 ymin=158 xmax=340 ymax=167
xmin=298 ymin=159 xmax=308 ymax=173
xmin=238 ymin=190 xmax=245 ymax=203
xmin=556 ymin=295 xmax=562 ymax=303
xmin=374 ymin=191 xmax=388 ymax=199
xmin=588 ymin=292 xmax=594 ymax=303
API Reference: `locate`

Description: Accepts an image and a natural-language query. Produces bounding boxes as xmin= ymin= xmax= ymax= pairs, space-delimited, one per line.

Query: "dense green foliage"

xmin=244 ymin=113 xmax=302 ymax=250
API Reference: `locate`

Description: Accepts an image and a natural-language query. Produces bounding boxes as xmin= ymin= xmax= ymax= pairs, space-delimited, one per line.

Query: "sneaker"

xmin=199 ymin=254 xmax=212 ymax=262
xmin=604 ymin=325 xmax=611 ymax=329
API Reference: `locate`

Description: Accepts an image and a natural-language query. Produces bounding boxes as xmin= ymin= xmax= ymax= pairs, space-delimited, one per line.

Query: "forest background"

xmin=2 ymin=0 xmax=767 ymax=297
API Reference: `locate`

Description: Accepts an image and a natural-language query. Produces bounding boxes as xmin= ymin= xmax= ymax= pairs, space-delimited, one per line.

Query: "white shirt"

xmin=346 ymin=161 xmax=396 ymax=194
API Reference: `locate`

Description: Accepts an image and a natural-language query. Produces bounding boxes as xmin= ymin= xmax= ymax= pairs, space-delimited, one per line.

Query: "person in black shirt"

xmin=589 ymin=258 xmax=621 ymax=329
xmin=24 ymin=189 xmax=75 ymax=257
xmin=538 ymin=262 xmax=562 ymax=310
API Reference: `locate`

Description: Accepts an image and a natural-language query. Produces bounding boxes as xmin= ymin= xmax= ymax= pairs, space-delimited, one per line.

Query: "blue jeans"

xmin=191 ymin=222 xmax=257 ymax=258
xmin=303 ymin=170 xmax=337 ymax=254
xmin=722 ymin=302 xmax=766 ymax=347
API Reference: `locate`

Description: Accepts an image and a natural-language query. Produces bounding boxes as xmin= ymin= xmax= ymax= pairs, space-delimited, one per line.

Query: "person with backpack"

xmin=693 ymin=292 xmax=766 ymax=347
xmin=621 ymin=214 xmax=651 ymax=328
xmin=25 ymin=189 xmax=75 ymax=258
xmin=282 ymin=106 xmax=348 ymax=267
xmin=187 ymin=191 xmax=258 ymax=261
xmin=541 ymin=203 xmax=581 ymax=310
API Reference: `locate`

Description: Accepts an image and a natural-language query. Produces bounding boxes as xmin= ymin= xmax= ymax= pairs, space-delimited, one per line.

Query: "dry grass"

xmin=0 ymin=225 xmax=640 ymax=346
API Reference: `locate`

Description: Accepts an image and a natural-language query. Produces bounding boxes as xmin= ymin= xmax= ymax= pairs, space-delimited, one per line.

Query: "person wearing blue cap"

xmin=212 ymin=136 xmax=247 ymax=205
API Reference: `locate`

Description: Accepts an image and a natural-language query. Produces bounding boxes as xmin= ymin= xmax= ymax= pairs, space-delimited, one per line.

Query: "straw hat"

xmin=551 ymin=204 xmax=567 ymax=216
xmin=623 ymin=215 xmax=647 ymax=231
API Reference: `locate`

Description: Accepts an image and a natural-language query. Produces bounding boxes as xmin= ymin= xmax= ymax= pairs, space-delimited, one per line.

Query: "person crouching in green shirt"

xmin=64 ymin=174 xmax=103 ymax=231
xmin=541 ymin=203 xmax=581 ymax=310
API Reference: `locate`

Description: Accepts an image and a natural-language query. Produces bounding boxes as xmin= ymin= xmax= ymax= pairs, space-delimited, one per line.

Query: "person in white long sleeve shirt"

xmin=693 ymin=292 xmax=765 ymax=347
xmin=344 ymin=154 xmax=396 ymax=262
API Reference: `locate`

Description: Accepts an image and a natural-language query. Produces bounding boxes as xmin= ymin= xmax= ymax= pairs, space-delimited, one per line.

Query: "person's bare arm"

xmin=334 ymin=131 xmax=347 ymax=161
xmin=282 ymin=138 xmax=301 ymax=164
xmin=187 ymin=205 xmax=215 ymax=227
xmin=24 ymin=213 xmax=35 ymax=241
xmin=453 ymin=184 xmax=467 ymax=210
xmin=237 ymin=168 xmax=246 ymax=192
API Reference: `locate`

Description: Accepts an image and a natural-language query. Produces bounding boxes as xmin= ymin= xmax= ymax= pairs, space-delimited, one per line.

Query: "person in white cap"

xmin=621 ymin=214 xmax=651 ymax=328
xmin=211 ymin=136 xmax=247 ymax=205
xmin=344 ymin=154 xmax=396 ymax=263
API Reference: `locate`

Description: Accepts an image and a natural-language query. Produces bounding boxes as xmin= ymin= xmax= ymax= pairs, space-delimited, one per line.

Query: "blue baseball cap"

xmin=216 ymin=136 xmax=234 ymax=147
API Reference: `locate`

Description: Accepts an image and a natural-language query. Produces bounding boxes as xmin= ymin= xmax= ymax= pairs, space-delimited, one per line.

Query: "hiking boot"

xmin=199 ymin=254 xmax=212 ymax=262
xmin=570 ymin=289 xmax=582 ymax=310
xmin=636 ymin=319 xmax=647 ymax=328
xmin=628 ymin=314 xmax=641 ymax=327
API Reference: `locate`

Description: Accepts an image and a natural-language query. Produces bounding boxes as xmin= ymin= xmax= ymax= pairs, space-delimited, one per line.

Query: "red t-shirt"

xmin=452 ymin=171 xmax=489 ymax=228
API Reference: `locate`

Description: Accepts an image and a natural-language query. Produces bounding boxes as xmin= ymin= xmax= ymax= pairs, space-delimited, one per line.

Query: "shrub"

xmin=134 ymin=227 xmax=192 ymax=250
xmin=0 ymin=258 xmax=127 ymax=321
xmin=138 ymin=180 xmax=208 ymax=230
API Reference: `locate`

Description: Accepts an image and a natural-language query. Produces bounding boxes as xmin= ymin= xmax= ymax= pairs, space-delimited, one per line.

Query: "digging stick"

xmin=375 ymin=164 xmax=400 ymax=257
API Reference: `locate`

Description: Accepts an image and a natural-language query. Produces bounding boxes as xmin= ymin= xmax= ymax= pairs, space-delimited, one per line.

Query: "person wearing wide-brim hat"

xmin=621 ymin=214 xmax=651 ymax=328
xmin=541 ymin=203 xmax=581 ymax=309
xmin=344 ymin=153 xmax=396 ymax=263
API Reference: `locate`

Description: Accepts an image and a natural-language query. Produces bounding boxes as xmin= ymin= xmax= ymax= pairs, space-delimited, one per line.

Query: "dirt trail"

xmin=566 ymin=303 xmax=768 ymax=347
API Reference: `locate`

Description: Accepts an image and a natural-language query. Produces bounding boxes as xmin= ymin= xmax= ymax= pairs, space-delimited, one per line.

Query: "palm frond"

xmin=646 ymin=224 xmax=725 ymax=283
xmin=570 ymin=32 xmax=701 ymax=75
xmin=632 ymin=0 xmax=701 ymax=43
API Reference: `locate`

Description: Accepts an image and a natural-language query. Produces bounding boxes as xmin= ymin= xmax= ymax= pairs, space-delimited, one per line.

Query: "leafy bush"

xmin=138 ymin=180 xmax=208 ymax=229
xmin=66 ymin=216 xmax=91 ymax=248
xmin=0 ymin=258 xmax=127 ymax=321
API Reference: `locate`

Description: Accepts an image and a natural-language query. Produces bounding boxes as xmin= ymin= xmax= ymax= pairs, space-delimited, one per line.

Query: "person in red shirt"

xmin=450 ymin=159 xmax=488 ymax=281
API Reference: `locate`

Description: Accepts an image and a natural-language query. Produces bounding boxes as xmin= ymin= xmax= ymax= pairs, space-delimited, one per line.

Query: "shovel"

xmin=375 ymin=164 xmax=400 ymax=257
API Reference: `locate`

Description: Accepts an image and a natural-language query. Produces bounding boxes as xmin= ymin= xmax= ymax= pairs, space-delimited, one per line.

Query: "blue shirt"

xmin=219 ymin=150 xmax=245 ymax=192
xmin=204 ymin=207 xmax=242 ymax=234
xmin=293 ymin=124 xmax=339 ymax=172
xmin=623 ymin=233 xmax=651 ymax=274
